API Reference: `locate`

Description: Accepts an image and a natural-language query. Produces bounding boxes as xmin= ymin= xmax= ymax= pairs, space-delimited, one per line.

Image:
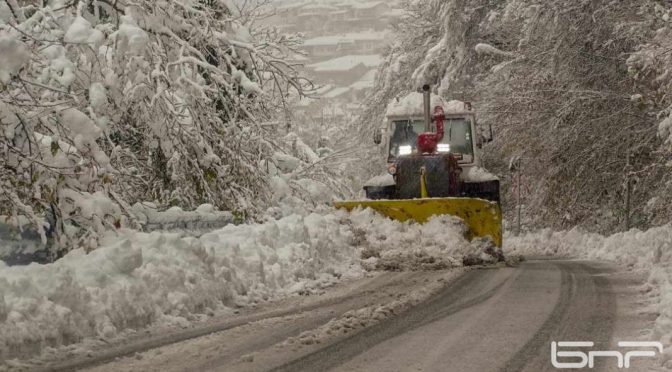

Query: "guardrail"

xmin=0 ymin=205 xmax=236 ymax=266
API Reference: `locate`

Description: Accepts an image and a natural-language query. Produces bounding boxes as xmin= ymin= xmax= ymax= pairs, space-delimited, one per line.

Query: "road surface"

xmin=40 ymin=259 xmax=659 ymax=372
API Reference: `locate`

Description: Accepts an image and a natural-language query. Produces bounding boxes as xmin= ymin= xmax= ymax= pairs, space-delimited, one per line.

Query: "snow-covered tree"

xmin=626 ymin=2 xmax=672 ymax=226
xmin=0 ymin=0 xmax=314 ymax=254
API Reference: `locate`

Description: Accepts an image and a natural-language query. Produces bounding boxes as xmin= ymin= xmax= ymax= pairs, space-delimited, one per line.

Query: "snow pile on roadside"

xmin=506 ymin=226 xmax=672 ymax=365
xmin=0 ymin=207 xmax=488 ymax=362
xmin=461 ymin=166 xmax=499 ymax=183
xmin=131 ymin=203 xmax=234 ymax=233
xmin=363 ymin=174 xmax=395 ymax=188
xmin=354 ymin=212 xmax=498 ymax=271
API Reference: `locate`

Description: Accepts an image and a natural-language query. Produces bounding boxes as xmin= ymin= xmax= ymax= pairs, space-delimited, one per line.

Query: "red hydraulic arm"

xmin=417 ymin=106 xmax=445 ymax=154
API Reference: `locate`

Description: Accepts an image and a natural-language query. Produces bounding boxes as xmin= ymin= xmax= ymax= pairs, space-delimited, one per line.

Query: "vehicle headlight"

xmin=399 ymin=145 xmax=412 ymax=156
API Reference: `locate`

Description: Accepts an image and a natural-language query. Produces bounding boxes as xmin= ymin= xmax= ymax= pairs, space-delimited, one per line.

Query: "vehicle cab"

xmin=382 ymin=93 xmax=488 ymax=173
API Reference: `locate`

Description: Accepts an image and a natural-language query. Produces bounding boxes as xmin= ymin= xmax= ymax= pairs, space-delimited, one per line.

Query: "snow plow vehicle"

xmin=335 ymin=85 xmax=502 ymax=247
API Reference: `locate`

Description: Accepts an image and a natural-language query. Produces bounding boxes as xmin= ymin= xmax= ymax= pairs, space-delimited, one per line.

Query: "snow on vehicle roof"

xmin=386 ymin=92 xmax=471 ymax=118
xmin=307 ymin=55 xmax=382 ymax=72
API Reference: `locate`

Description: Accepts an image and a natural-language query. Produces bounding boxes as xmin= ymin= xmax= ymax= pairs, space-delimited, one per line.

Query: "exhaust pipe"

xmin=422 ymin=84 xmax=431 ymax=132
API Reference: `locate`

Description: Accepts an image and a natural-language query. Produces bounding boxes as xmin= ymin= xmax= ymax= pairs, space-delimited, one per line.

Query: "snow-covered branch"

xmin=0 ymin=0 xmax=314 ymax=254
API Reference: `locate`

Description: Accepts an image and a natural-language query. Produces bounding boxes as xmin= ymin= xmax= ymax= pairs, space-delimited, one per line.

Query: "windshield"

xmin=389 ymin=118 xmax=473 ymax=158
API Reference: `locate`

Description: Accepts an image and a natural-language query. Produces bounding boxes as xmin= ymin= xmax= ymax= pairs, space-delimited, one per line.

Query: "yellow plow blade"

xmin=334 ymin=198 xmax=502 ymax=248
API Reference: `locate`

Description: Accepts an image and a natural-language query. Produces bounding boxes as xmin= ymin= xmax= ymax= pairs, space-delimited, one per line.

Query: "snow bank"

xmin=363 ymin=174 xmax=395 ymax=187
xmin=461 ymin=166 xmax=499 ymax=182
xmin=357 ymin=213 xmax=495 ymax=272
xmin=0 ymin=207 xmax=491 ymax=361
xmin=131 ymin=203 xmax=234 ymax=233
xmin=506 ymin=226 xmax=672 ymax=365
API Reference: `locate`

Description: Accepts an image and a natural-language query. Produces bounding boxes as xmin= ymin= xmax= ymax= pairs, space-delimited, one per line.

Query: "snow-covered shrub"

xmin=0 ymin=1 xmax=314 ymax=253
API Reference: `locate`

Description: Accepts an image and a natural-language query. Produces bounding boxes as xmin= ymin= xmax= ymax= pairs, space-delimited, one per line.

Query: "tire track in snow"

xmin=270 ymin=267 xmax=512 ymax=372
xmin=501 ymin=261 xmax=617 ymax=372
xmin=40 ymin=271 xmax=450 ymax=372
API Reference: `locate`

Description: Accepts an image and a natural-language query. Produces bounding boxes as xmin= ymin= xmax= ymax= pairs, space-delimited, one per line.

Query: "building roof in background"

xmin=307 ymin=55 xmax=382 ymax=72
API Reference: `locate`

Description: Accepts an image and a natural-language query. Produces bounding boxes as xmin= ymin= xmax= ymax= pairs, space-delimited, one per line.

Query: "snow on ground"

xmin=0 ymin=207 xmax=490 ymax=362
xmin=131 ymin=203 xmax=234 ymax=233
xmin=507 ymin=226 xmax=672 ymax=366
xmin=363 ymin=174 xmax=395 ymax=187
xmin=461 ymin=166 xmax=499 ymax=183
